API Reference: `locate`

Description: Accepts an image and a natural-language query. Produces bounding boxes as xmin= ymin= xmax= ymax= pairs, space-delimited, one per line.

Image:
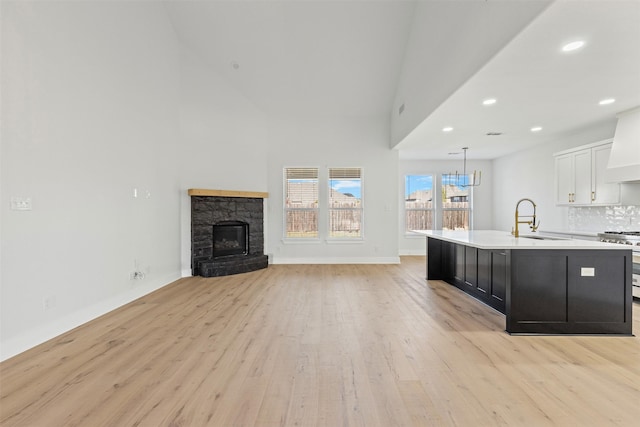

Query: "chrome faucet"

xmin=511 ymin=198 xmax=539 ymax=237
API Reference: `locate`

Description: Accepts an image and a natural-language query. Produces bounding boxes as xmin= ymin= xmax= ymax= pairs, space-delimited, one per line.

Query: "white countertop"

xmin=412 ymin=230 xmax=630 ymax=250
xmin=537 ymin=229 xmax=599 ymax=238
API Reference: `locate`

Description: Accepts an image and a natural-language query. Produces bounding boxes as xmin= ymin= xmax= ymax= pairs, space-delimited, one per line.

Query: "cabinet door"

xmin=591 ymin=144 xmax=620 ymax=204
xmin=555 ymin=153 xmax=574 ymax=205
xmin=573 ymin=149 xmax=592 ymax=204
xmin=511 ymin=251 xmax=567 ymax=322
xmin=477 ymin=249 xmax=490 ymax=295
xmin=442 ymin=241 xmax=456 ymax=279
xmin=464 ymin=246 xmax=477 ymax=289
xmin=428 ymin=238 xmax=457 ymax=280
xmin=491 ymin=251 xmax=507 ymax=304
xmin=454 ymin=244 xmax=465 ymax=284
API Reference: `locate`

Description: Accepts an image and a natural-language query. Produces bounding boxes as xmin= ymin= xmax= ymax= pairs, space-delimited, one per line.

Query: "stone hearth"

xmin=189 ymin=189 xmax=268 ymax=277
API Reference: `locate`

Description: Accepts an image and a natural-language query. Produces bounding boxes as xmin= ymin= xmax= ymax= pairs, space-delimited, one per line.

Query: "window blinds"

xmin=329 ymin=168 xmax=361 ymax=179
xmin=285 ymin=168 xmax=318 ymax=180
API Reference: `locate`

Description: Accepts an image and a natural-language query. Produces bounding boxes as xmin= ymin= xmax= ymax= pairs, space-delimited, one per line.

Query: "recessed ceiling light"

xmin=442 ymin=126 xmax=454 ymax=132
xmin=562 ymin=40 xmax=585 ymax=52
xmin=531 ymin=126 xmax=542 ymax=132
xmin=482 ymin=98 xmax=497 ymax=106
xmin=599 ymin=98 xmax=616 ymax=105
xmin=231 ymin=60 xmax=240 ymax=70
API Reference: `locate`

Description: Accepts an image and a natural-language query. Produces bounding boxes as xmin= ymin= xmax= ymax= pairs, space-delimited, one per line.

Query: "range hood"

xmin=605 ymin=106 xmax=640 ymax=183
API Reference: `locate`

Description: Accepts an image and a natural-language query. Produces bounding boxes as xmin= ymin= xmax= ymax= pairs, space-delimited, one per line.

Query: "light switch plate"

xmin=11 ymin=197 xmax=32 ymax=211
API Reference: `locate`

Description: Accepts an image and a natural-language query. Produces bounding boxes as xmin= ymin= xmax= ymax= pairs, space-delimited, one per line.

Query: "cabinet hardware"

xmin=591 ymin=191 xmax=596 ymax=201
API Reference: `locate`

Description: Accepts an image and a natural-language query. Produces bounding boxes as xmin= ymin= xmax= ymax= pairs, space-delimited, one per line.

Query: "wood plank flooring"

xmin=1 ymin=257 xmax=640 ymax=426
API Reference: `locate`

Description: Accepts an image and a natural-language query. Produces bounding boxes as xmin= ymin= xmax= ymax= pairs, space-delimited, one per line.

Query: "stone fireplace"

xmin=189 ymin=189 xmax=268 ymax=277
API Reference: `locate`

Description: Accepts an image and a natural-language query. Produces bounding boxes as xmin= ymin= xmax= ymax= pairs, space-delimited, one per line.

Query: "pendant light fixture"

xmin=451 ymin=147 xmax=481 ymax=188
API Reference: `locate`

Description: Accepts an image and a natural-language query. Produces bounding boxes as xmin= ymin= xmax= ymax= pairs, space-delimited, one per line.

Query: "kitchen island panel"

xmin=568 ymin=253 xmax=627 ymax=323
xmin=510 ymin=251 xmax=568 ymax=323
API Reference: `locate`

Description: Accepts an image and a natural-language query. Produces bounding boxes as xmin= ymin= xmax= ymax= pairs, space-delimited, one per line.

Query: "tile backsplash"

xmin=569 ymin=205 xmax=640 ymax=232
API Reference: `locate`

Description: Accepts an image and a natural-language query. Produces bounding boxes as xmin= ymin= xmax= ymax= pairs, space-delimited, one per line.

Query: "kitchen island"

xmin=414 ymin=230 xmax=633 ymax=335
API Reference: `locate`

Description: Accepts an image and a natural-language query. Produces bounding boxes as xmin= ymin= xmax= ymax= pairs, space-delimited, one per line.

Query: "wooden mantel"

xmin=187 ymin=189 xmax=269 ymax=199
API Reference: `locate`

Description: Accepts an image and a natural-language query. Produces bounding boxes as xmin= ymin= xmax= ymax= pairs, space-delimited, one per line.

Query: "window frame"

xmin=283 ymin=167 xmax=320 ymax=241
xmin=282 ymin=166 xmax=365 ymax=242
xmin=327 ymin=167 xmax=364 ymax=240
xmin=404 ymin=174 xmax=435 ymax=235
xmin=441 ymin=173 xmax=473 ymax=231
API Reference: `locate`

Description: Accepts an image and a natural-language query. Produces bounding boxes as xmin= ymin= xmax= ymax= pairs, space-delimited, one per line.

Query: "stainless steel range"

xmin=598 ymin=231 xmax=640 ymax=298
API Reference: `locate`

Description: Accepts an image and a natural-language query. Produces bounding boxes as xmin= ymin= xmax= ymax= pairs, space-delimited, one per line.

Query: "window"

xmin=284 ymin=167 xmax=363 ymax=240
xmin=328 ymin=168 xmax=362 ymax=238
xmin=405 ymin=175 xmax=434 ymax=232
xmin=441 ymin=174 xmax=471 ymax=230
xmin=284 ymin=168 xmax=319 ymax=238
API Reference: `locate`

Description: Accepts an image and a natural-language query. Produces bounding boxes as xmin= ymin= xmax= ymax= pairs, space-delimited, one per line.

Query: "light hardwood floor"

xmin=1 ymin=257 xmax=640 ymax=426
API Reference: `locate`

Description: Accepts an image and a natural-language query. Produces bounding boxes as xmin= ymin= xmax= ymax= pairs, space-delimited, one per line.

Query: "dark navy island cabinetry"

xmin=429 ymin=239 xmax=507 ymax=313
xmin=422 ymin=231 xmax=633 ymax=335
xmin=509 ymin=249 xmax=630 ymax=334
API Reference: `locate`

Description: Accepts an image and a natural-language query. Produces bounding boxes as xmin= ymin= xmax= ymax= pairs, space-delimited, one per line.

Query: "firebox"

xmin=212 ymin=221 xmax=249 ymax=258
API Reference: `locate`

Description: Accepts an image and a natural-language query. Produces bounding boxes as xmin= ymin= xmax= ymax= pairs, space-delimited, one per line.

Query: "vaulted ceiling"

xmin=165 ymin=0 xmax=416 ymax=117
xmin=164 ymin=0 xmax=640 ymax=159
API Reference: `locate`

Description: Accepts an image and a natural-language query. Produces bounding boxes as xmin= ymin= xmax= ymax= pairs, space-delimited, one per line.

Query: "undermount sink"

xmin=518 ymin=235 xmax=565 ymax=241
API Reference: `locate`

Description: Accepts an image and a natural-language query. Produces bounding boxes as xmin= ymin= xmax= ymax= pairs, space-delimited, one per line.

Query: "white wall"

xmin=0 ymin=1 xmax=182 ymax=359
xmin=266 ymin=116 xmax=399 ymax=263
xmin=492 ymin=122 xmax=617 ymax=233
xmin=399 ymin=159 xmax=493 ymax=255
xmin=0 ymin=1 xmax=269 ymax=360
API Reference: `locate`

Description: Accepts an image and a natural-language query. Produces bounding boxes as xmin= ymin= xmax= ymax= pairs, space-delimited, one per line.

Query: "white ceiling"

xmin=164 ymin=0 xmax=640 ymax=160
xmin=164 ymin=0 xmax=416 ymax=117
xmin=396 ymin=0 xmax=640 ymax=159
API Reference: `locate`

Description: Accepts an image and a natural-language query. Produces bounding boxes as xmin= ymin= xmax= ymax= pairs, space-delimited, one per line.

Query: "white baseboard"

xmin=271 ymin=256 xmax=400 ymax=265
xmin=0 ymin=273 xmax=180 ymax=362
xmin=181 ymin=268 xmax=192 ymax=277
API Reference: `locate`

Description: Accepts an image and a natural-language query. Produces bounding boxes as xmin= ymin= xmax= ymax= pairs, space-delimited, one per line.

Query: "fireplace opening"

xmin=212 ymin=221 xmax=249 ymax=258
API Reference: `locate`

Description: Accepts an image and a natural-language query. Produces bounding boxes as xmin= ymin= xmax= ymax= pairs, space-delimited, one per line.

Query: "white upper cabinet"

xmin=555 ymin=153 xmax=577 ymax=205
xmin=554 ymin=140 xmax=620 ymax=206
xmin=591 ymin=143 xmax=621 ymax=205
